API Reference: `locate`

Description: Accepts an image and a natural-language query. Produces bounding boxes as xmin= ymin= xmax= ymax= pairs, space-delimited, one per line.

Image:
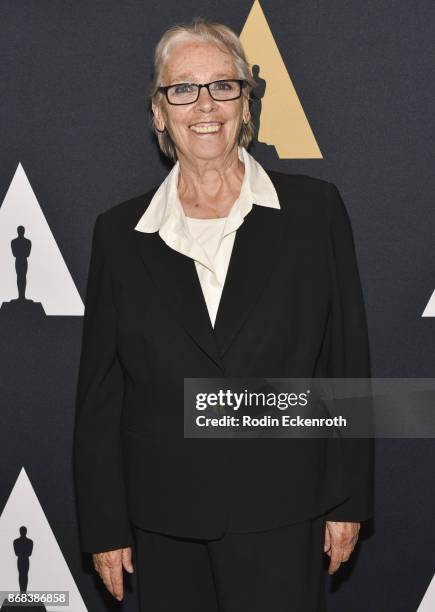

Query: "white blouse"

xmin=134 ymin=145 xmax=281 ymax=327
xmin=185 ymin=215 xmax=228 ymax=327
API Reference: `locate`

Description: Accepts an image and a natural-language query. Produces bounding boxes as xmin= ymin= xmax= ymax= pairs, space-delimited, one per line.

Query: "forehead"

xmin=164 ymin=40 xmax=236 ymax=82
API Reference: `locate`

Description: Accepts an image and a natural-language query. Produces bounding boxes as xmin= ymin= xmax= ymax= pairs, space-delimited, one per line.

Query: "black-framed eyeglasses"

xmin=158 ymin=79 xmax=246 ymax=105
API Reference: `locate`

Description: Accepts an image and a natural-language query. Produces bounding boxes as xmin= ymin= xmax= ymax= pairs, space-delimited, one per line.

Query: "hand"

xmin=324 ymin=521 xmax=360 ymax=575
xmin=92 ymin=546 xmax=134 ymax=601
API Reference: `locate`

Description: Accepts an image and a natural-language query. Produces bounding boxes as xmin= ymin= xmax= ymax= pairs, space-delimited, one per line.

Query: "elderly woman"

xmin=73 ymin=17 xmax=373 ymax=612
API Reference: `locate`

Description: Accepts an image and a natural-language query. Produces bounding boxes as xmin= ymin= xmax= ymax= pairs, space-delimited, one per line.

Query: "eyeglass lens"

xmin=167 ymin=80 xmax=241 ymax=104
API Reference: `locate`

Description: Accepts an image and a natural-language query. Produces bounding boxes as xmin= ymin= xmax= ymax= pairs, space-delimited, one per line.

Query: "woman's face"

xmin=152 ymin=41 xmax=250 ymax=163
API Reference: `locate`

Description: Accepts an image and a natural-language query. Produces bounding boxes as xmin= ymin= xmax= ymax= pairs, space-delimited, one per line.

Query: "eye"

xmin=171 ymin=83 xmax=196 ymax=94
xmin=211 ymin=80 xmax=236 ymax=91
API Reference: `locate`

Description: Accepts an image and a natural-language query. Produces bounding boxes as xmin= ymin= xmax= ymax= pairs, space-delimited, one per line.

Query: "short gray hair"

xmin=148 ymin=16 xmax=257 ymax=163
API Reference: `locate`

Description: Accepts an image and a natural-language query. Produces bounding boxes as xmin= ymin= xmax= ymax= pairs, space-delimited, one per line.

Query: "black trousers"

xmin=133 ymin=513 xmax=328 ymax=612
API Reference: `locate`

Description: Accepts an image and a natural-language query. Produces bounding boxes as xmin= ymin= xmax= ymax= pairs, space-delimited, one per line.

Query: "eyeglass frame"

xmin=157 ymin=79 xmax=247 ymax=105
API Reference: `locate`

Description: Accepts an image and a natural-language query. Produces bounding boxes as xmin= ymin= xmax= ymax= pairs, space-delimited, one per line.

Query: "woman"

xmin=73 ymin=17 xmax=373 ymax=612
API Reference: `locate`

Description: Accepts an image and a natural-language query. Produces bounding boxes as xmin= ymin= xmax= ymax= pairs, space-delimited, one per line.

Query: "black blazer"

xmin=73 ymin=170 xmax=374 ymax=554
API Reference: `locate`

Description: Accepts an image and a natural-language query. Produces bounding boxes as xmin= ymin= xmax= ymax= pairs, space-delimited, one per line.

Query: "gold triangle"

xmin=240 ymin=0 xmax=323 ymax=159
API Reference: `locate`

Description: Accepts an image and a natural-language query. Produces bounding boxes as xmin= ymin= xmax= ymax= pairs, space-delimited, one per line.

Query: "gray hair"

xmin=148 ymin=16 xmax=258 ymax=163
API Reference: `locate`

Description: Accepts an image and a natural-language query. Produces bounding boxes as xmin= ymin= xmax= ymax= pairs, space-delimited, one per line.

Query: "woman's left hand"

xmin=324 ymin=521 xmax=360 ymax=574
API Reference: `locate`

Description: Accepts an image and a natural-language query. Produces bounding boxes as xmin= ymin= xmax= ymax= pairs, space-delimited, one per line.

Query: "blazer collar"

xmin=132 ymin=163 xmax=290 ymax=372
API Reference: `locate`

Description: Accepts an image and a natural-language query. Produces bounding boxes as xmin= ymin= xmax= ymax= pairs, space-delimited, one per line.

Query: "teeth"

xmin=190 ymin=123 xmax=221 ymax=133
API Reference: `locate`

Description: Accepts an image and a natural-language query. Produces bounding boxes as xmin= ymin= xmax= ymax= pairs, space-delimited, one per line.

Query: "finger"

xmin=99 ymin=565 xmax=117 ymax=599
xmin=122 ymin=547 xmax=134 ymax=573
xmin=340 ymin=542 xmax=356 ymax=563
xmin=328 ymin=557 xmax=342 ymax=574
xmin=343 ymin=534 xmax=359 ymax=558
xmin=110 ymin=563 xmax=124 ymax=601
xmin=328 ymin=547 xmax=344 ymax=575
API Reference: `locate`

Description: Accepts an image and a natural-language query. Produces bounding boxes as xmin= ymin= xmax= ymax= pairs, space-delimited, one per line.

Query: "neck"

xmin=176 ymin=146 xmax=245 ymax=218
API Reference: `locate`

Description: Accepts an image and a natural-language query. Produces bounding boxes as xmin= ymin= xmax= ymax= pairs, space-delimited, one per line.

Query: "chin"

xmin=189 ymin=143 xmax=227 ymax=159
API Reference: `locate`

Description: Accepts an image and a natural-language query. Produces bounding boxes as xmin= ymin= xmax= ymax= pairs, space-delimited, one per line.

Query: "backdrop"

xmin=0 ymin=2 xmax=434 ymax=611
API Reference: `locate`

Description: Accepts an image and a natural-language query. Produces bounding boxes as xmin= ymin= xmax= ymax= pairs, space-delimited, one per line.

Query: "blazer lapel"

xmin=213 ymin=201 xmax=290 ymax=357
xmin=133 ymin=229 xmax=224 ymax=371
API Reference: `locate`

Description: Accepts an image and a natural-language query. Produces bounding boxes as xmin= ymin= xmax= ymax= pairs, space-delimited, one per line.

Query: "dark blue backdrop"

xmin=1 ymin=2 xmax=434 ymax=611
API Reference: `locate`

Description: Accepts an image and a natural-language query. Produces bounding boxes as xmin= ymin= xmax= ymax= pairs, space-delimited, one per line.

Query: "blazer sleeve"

xmin=323 ymin=182 xmax=375 ymax=522
xmin=73 ymin=213 xmax=133 ymax=553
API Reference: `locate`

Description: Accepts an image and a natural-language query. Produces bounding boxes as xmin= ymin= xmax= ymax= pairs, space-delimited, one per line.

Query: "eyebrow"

xmin=171 ymin=73 xmax=236 ymax=82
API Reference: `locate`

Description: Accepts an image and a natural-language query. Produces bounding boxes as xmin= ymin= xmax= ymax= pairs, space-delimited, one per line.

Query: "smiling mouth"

xmin=190 ymin=122 xmax=223 ymax=134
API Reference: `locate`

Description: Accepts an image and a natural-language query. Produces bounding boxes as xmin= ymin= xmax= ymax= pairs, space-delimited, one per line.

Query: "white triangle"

xmin=0 ymin=163 xmax=84 ymax=315
xmin=422 ymin=289 xmax=435 ymax=317
xmin=0 ymin=467 xmax=87 ymax=611
xmin=417 ymin=572 xmax=435 ymax=611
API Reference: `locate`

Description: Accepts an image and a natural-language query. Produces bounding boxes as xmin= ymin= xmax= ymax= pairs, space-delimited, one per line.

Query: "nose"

xmin=195 ymin=85 xmax=217 ymax=111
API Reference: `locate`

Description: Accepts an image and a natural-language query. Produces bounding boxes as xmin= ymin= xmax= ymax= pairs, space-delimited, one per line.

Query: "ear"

xmin=242 ymin=93 xmax=251 ymax=124
xmin=152 ymin=99 xmax=165 ymax=131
